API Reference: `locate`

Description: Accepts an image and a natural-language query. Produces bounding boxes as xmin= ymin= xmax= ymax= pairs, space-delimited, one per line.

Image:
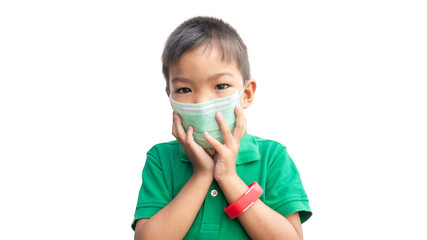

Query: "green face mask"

xmin=170 ymin=89 xmax=244 ymax=149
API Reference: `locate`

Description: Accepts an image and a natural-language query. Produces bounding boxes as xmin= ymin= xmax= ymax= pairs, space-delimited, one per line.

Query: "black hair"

xmin=162 ymin=16 xmax=250 ymax=88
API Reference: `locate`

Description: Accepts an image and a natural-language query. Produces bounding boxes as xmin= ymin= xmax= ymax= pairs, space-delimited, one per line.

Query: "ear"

xmin=241 ymin=79 xmax=257 ymax=109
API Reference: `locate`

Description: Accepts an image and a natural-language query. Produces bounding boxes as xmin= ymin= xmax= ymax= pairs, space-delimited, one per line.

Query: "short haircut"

xmin=162 ymin=16 xmax=250 ymax=88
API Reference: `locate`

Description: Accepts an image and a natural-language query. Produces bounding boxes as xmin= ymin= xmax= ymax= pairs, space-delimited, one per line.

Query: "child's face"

xmin=167 ymin=44 xmax=248 ymax=106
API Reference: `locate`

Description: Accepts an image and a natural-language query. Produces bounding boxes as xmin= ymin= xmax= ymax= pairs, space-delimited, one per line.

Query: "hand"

xmin=203 ymin=105 xmax=247 ymax=183
xmin=172 ymin=113 xmax=215 ymax=178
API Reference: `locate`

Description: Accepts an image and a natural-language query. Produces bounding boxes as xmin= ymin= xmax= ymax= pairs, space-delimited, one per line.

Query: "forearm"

xmin=135 ymin=174 xmax=213 ymax=240
xmin=218 ymin=175 xmax=300 ymax=240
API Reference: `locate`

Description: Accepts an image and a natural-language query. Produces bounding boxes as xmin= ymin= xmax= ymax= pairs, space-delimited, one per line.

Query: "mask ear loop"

xmin=239 ymin=80 xmax=247 ymax=96
xmin=237 ymin=80 xmax=247 ymax=108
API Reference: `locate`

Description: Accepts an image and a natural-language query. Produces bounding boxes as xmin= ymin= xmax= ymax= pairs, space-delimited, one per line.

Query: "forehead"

xmin=169 ymin=43 xmax=241 ymax=79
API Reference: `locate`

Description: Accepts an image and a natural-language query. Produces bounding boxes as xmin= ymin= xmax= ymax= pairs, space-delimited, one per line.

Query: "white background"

xmin=1 ymin=1 xmax=426 ymax=239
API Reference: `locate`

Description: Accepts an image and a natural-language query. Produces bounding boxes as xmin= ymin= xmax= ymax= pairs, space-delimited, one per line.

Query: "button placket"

xmin=200 ymin=181 xmax=224 ymax=235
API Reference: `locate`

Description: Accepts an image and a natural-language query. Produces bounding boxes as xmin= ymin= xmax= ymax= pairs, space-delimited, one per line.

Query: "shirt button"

xmin=210 ymin=189 xmax=218 ymax=197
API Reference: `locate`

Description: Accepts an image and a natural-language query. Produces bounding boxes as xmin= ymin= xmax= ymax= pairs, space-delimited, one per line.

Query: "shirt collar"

xmin=179 ymin=133 xmax=260 ymax=165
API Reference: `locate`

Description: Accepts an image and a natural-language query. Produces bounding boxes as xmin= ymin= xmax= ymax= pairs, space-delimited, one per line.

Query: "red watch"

xmin=224 ymin=182 xmax=263 ymax=219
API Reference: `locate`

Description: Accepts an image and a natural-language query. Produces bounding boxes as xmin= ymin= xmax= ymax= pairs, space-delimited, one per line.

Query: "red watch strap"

xmin=224 ymin=182 xmax=263 ymax=219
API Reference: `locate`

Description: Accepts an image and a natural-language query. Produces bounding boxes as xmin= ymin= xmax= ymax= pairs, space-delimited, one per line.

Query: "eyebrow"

xmin=171 ymin=72 xmax=234 ymax=84
xmin=208 ymin=72 xmax=234 ymax=81
xmin=171 ymin=77 xmax=190 ymax=84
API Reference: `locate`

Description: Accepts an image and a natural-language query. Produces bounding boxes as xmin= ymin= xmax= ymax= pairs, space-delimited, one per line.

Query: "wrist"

xmin=215 ymin=172 xmax=239 ymax=185
xmin=192 ymin=170 xmax=214 ymax=181
xmin=224 ymin=182 xmax=263 ymax=219
xmin=217 ymin=174 xmax=251 ymax=205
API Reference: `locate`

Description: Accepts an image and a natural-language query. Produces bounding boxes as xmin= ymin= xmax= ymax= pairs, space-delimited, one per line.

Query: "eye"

xmin=215 ymin=84 xmax=229 ymax=90
xmin=176 ymin=88 xmax=192 ymax=94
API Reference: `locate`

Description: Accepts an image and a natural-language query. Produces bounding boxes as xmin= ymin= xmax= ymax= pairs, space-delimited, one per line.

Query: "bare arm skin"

xmin=135 ymin=108 xmax=304 ymax=240
xmin=204 ymin=106 xmax=304 ymax=240
xmin=134 ymin=114 xmax=215 ymax=240
xmin=134 ymin=173 xmax=213 ymax=240
xmin=217 ymin=175 xmax=303 ymax=240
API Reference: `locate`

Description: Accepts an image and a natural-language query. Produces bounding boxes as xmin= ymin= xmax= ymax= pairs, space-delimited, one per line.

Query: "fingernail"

xmin=217 ymin=112 xmax=223 ymax=119
xmin=204 ymin=132 xmax=211 ymax=138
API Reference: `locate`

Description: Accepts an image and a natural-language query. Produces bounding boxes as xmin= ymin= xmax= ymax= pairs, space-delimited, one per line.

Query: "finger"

xmin=172 ymin=112 xmax=177 ymax=137
xmin=203 ymin=131 xmax=224 ymax=153
xmin=216 ymin=112 xmax=233 ymax=145
xmin=185 ymin=126 xmax=197 ymax=149
xmin=232 ymin=105 xmax=247 ymax=142
xmin=172 ymin=112 xmax=179 ymax=138
xmin=186 ymin=126 xmax=214 ymax=161
xmin=173 ymin=113 xmax=187 ymax=142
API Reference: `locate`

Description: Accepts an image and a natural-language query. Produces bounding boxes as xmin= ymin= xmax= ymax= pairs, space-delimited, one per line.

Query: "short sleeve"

xmin=264 ymin=146 xmax=312 ymax=223
xmin=131 ymin=146 xmax=172 ymax=230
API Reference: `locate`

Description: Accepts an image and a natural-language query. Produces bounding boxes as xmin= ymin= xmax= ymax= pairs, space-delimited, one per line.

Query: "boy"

xmin=132 ymin=16 xmax=311 ymax=239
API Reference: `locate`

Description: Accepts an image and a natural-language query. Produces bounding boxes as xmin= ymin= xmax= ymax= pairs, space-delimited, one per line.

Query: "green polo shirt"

xmin=132 ymin=133 xmax=311 ymax=239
